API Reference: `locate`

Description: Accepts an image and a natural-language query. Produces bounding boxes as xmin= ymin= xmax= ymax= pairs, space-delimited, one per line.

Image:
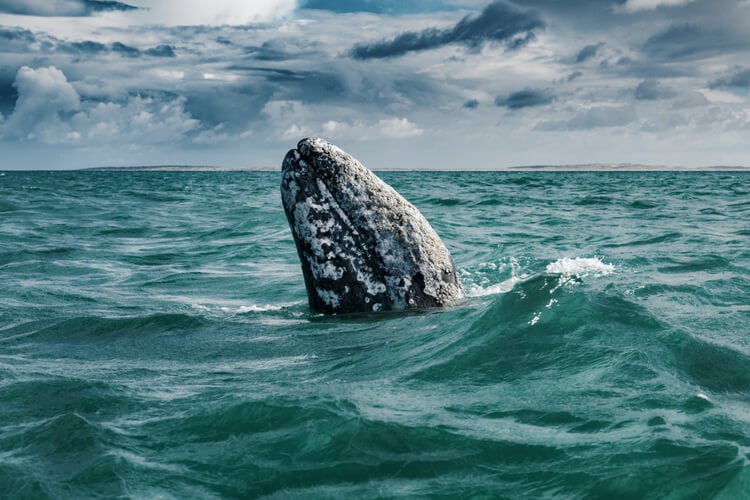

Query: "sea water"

xmin=1 ymin=170 xmax=749 ymax=498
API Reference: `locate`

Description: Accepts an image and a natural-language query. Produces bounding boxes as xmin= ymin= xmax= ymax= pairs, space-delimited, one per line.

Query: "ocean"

xmin=1 ymin=169 xmax=749 ymax=498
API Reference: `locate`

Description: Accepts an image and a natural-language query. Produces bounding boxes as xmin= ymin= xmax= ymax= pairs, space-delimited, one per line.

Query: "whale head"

xmin=281 ymin=137 xmax=463 ymax=314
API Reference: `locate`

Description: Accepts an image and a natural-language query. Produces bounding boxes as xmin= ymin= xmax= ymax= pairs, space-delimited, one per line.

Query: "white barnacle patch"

xmin=356 ymin=269 xmax=387 ymax=295
xmin=316 ymin=287 xmax=342 ymax=308
xmin=305 ymin=196 xmax=330 ymax=214
xmin=401 ymin=275 xmax=412 ymax=290
xmin=318 ymin=261 xmax=344 ymax=281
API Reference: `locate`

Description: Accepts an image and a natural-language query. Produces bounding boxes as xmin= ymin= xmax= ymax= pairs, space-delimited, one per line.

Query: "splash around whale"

xmin=280 ymin=138 xmax=464 ymax=314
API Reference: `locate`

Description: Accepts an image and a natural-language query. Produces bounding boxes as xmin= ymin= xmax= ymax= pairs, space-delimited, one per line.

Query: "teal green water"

xmin=1 ymin=170 xmax=749 ymax=498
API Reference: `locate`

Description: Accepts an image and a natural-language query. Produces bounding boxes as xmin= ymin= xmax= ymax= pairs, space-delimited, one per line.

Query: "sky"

xmin=1 ymin=0 xmax=750 ymax=169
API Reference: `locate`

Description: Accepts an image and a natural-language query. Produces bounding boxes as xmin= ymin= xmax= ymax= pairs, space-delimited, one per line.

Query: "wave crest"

xmin=545 ymin=257 xmax=615 ymax=277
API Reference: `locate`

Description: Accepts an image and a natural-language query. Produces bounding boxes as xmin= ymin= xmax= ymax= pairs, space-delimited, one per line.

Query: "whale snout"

xmin=281 ymin=137 xmax=463 ymax=314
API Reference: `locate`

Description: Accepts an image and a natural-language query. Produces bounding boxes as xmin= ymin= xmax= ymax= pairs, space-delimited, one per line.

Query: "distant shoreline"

xmin=77 ymin=164 xmax=750 ymax=172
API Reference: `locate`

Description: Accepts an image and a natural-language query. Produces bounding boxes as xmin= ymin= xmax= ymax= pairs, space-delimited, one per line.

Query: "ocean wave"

xmin=2 ymin=171 xmax=749 ymax=498
xmin=1 ymin=314 xmax=208 ymax=344
xmin=462 ymin=256 xmax=614 ymax=299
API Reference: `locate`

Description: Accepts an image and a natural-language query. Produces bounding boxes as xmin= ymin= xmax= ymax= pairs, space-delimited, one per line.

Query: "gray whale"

xmin=281 ymin=138 xmax=463 ymax=314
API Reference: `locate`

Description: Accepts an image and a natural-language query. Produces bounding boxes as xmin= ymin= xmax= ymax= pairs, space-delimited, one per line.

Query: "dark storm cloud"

xmin=634 ymin=79 xmax=675 ymax=100
xmin=0 ymin=70 xmax=18 ymax=115
xmin=182 ymin=86 xmax=273 ymax=132
xmin=300 ymin=0 xmax=457 ymax=14
xmin=144 ymin=45 xmax=176 ymax=58
xmin=463 ymin=98 xmax=479 ymax=109
xmin=0 ymin=26 xmax=36 ymax=52
xmin=709 ymin=68 xmax=750 ymax=89
xmin=495 ymin=88 xmax=553 ymax=109
xmin=227 ymin=65 xmax=347 ymax=103
xmin=244 ymin=39 xmax=318 ymax=62
xmin=575 ymin=43 xmax=603 ymax=63
xmin=643 ymin=24 xmax=743 ymax=61
xmin=68 ymin=40 xmax=175 ymax=58
xmin=567 ymin=71 xmax=582 ymax=82
xmin=0 ymin=0 xmax=137 ymax=17
xmin=2 ymin=27 xmax=178 ymax=59
xmin=350 ymin=1 xmax=544 ymax=60
xmin=246 ymin=43 xmax=292 ymax=62
xmin=609 ymin=58 xmax=695 ymax=80
xmin=111 ymin=41 xmax=140 ymax=58
xmin=63 ymin=40 xmax=109 ymax=55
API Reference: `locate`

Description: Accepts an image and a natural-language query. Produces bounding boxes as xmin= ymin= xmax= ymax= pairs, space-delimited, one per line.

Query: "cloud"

xmin=621 ymin=0 xmax=696 ymax=12
xmin=709 ymin=68 xmax=750 ymax=89
xmin=495 ymin=88 xmax=553 ymax=109
xmin=3 ymin=0 xmax=750 ymax=169
xmin=567 ymin=71 xmax=583 ymax=82
xmin=110 ymin=41 xmax=140 ymax=58
xmin=261 ymin=97 xmax=424 ymax=142
xmin=376 ymin=117 xmax=423 ymax=138
xmin=463 ymin=98 xmax=479 ymax=109
xmin=320 ymin=117 xmax=423 ymax=140
xmin=60 ymin=39 xmax=177 ymax=58
xmin=0 ymin=73 xmax=18 ymax=115
xmin=70 ymin=96 xmax=200 ymax=144
xmin=350 ymin=1 xmax=544 ymax=59
xmin=0 ymin=26 xmax=37 ymax=53
xmin=575 ymin=43 xmax=603 ymax=63
xmin=70 ymin=40 xmax=178 ymax=58
xmin=3 ymin=66 xmax=80 ymax=142
xmin=143 ymin=45 xmax=176 ymax=58
xmin=536 ymin=106 xmax=637 ymax=131
xmin=670 ymin=91 xmax=709 ymax=109
xmin=643 ymin=24 xmax=742 ymax=60
xmin=65 ymin=40 xmax=108 ymax=55
xmin=300 ymin=0 xmax=457 ymax=15
xmin=244 ymin=39 xmax=317 ymax=62
xmin=129 ymin=0 xmax=298 ymax=25
xmin=634 ymin=79 xmax=675 ymax=100
xmin=0 ymin=65 xmax=200 ymax=145
xmin=3 ymin=1 xmax=295 ymax=25
xmin=0 ymin=0 xmax=137 ymax=17
xmin=0 ymin=26 xmax=177 ymax=59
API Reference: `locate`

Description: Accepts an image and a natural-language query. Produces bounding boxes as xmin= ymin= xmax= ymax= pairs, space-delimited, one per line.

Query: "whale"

xmin=280 ymin=137 xmax=463 ymax=314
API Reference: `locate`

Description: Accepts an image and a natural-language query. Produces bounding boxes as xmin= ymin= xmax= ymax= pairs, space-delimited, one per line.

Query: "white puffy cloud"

xmin=1 ymin=65 xmax=200 ymax=145
xmin=3 ymin=66 xmax=80 ymax=142
xmin=260 ymin=97 xmax=424 ymax=142
xmin=70 ymin=95 xmax=200 ymax=144
xmin=131 ymin=0 xmax=298 ymax=26
xmin=320 ymin=117 xmax=423 ymax=140
xmin=375 ymin=118 xmax=424 ymax=139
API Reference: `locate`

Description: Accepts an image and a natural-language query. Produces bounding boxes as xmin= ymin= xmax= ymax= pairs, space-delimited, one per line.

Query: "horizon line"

xmin=1 ymin=164 xmax=749 ymax=172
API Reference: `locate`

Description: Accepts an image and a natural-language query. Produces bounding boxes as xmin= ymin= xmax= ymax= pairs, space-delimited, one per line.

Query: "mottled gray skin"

xmin=281 ymin=137 xmax=463 ymax=314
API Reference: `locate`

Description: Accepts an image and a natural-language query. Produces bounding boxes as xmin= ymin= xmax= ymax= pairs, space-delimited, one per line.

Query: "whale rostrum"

xmin=280 ymin=138 xmax=463 ymax=314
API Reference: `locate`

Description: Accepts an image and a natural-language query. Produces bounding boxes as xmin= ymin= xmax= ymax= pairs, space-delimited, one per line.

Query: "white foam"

xmin=545 ymin=257 xmax=615 ymax=277
xmin=468 ymin=276 xmax=523 ymax=297
xmin=190 ymin=300 xmax=302 ymax=314
xmin=234 ymin=304 xmax=289 ymax=313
